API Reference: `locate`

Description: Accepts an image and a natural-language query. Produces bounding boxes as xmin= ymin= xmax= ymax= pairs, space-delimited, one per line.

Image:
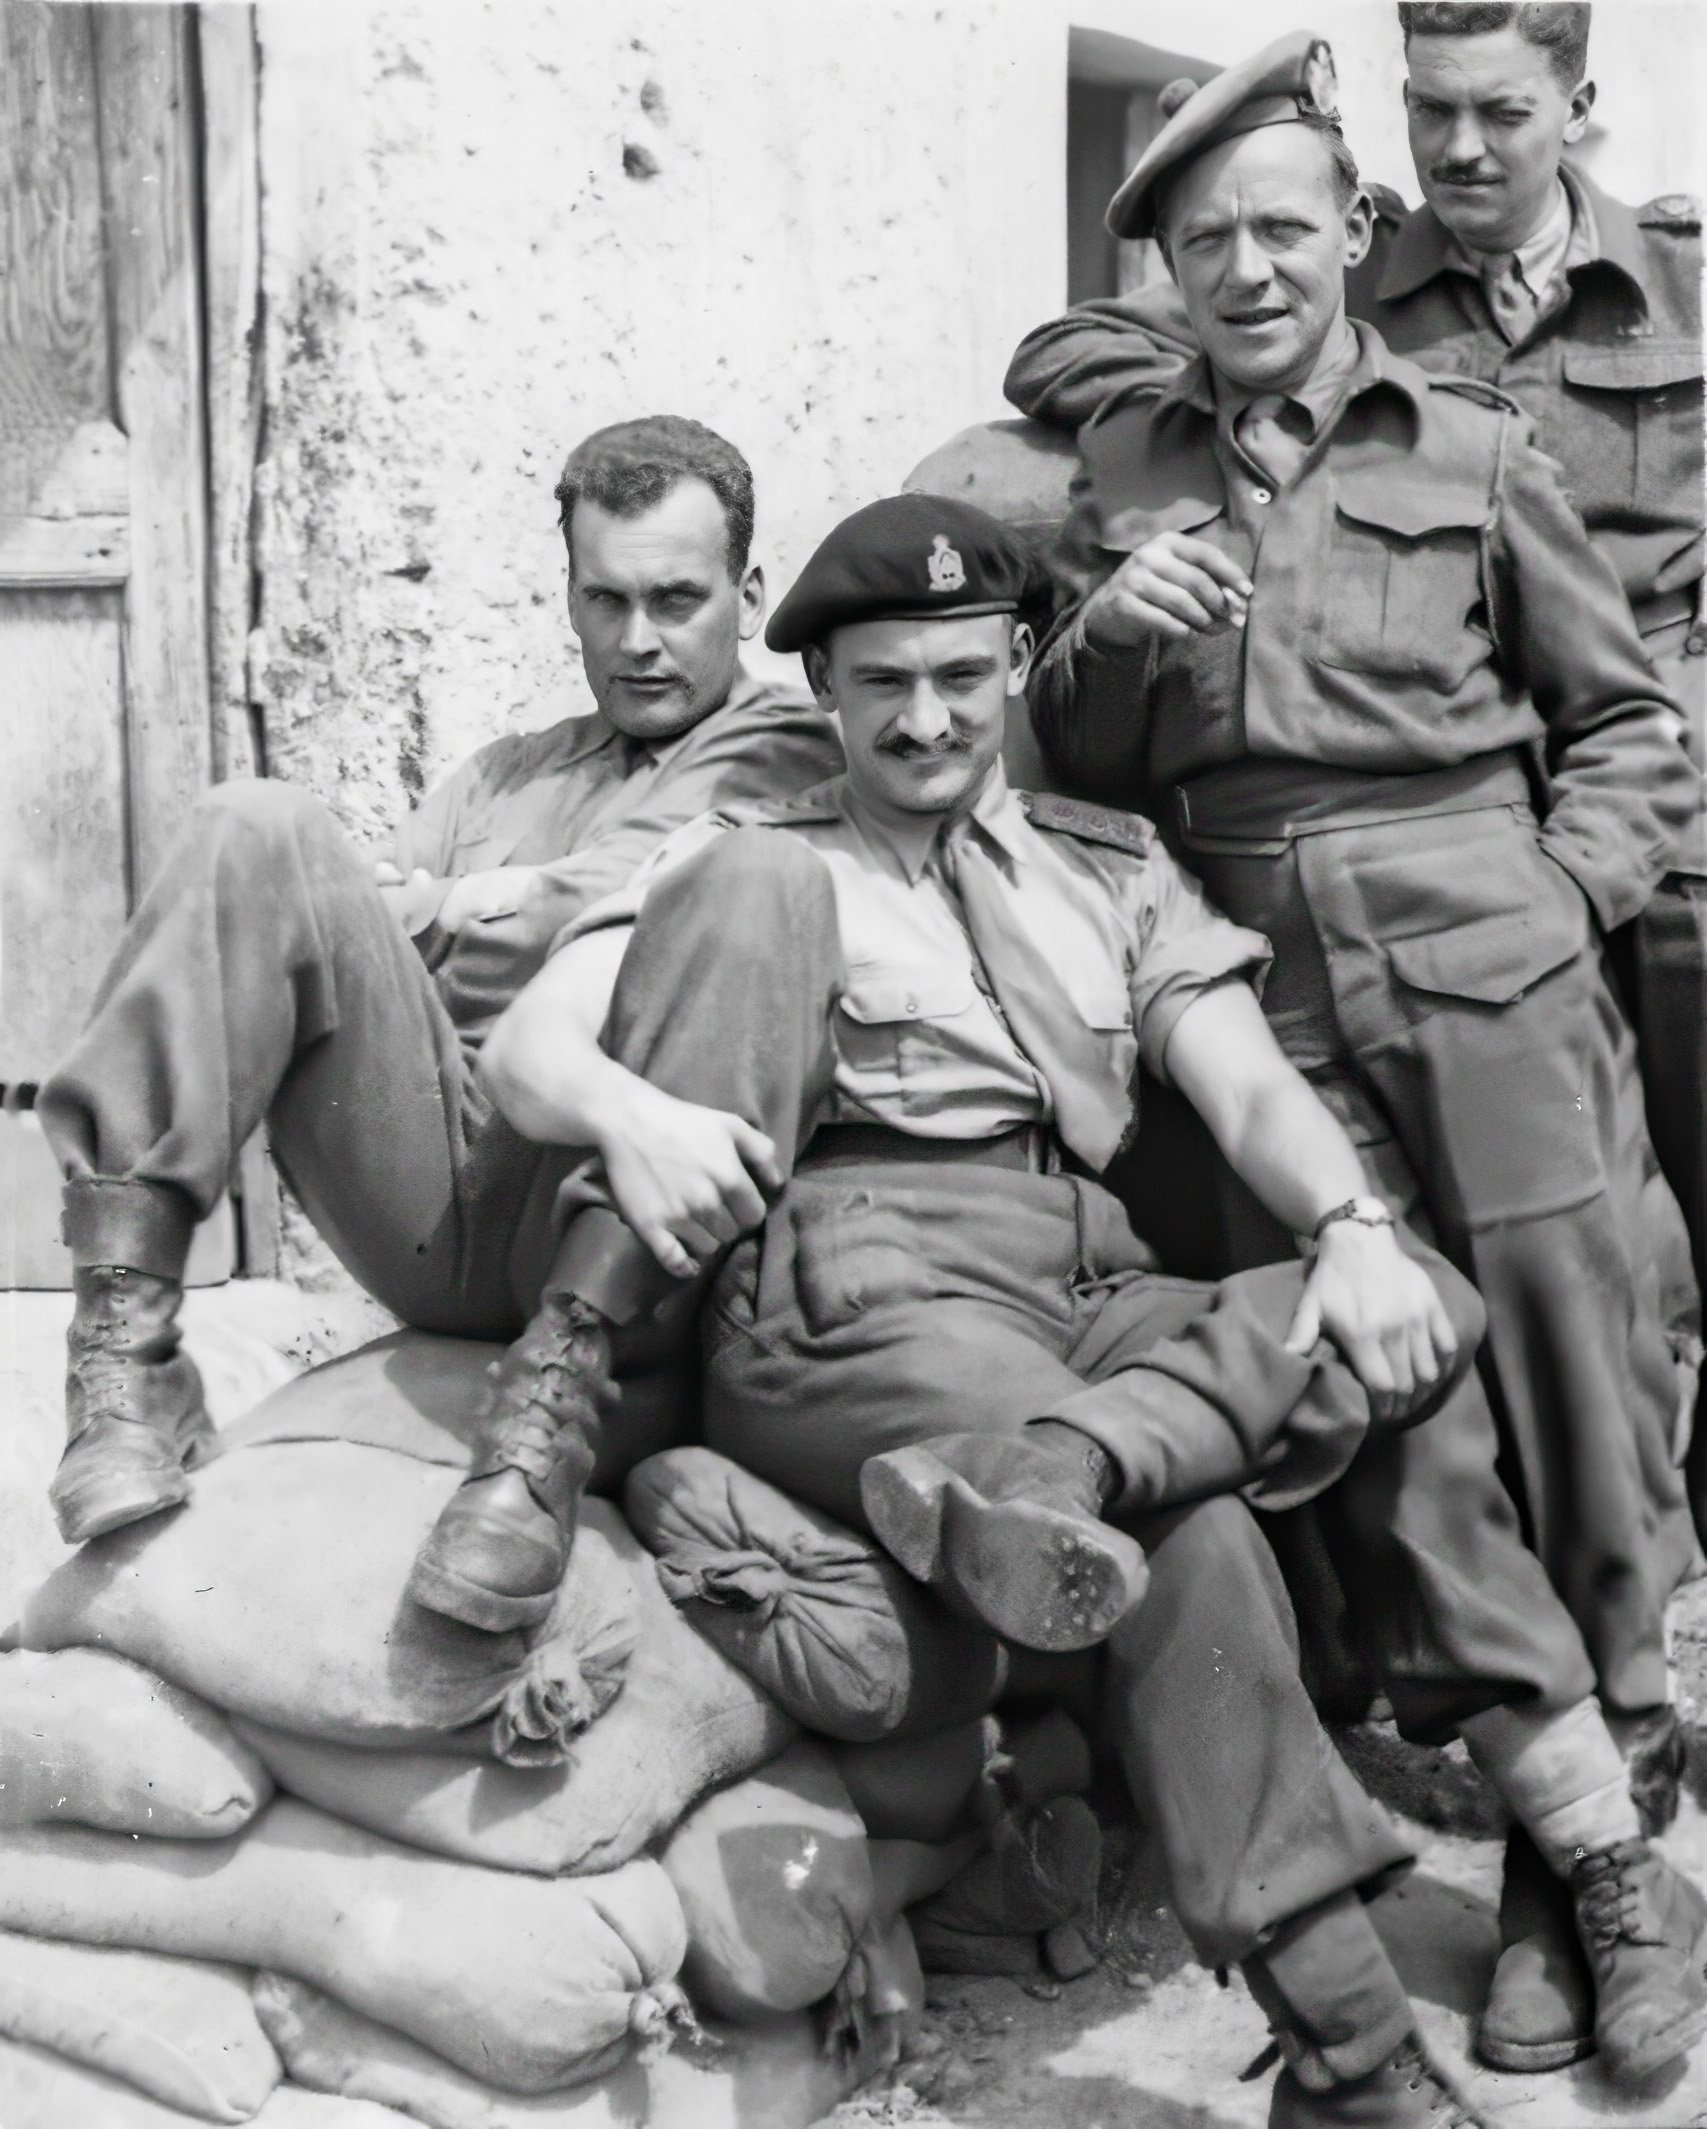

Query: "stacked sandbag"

xmin=221 ymin=1328 xmax=691 ymax=1497
xmin=0 ymin=1647 xmax=271 ymax=1837
xmin=21 ymin=1439 xmax=637 ymax=1766
xmin=255 ymin=1974 xmax=873 ymax=2129
xmin=6 ymin=1328 xmax=1111 ymax=2124
xmin=0 ymin=1931 xmax=281 ymax=2122
xmin=0 ymin=1799 xmax=688 ymax=2095
xmin=234 ymin=1504 xmax=796 ymax=1876
xmin=660 ymin=1739 xmax=956 ymax=2079
xmin=625 ymin=1446 xmax=1007 ymax=1740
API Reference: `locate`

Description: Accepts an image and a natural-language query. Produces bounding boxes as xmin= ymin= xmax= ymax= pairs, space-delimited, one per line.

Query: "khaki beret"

xmin=1107 ymin=29 xmax=1342 ymax=242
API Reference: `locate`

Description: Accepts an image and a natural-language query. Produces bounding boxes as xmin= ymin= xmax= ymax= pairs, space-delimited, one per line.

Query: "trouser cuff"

xmin=61 ymin=1176 xmax=197 ymax=1280
xmin=546 ymin=1207 xmax=677 ymax=1326
xmin=1246 ymin=1888 xmax=1414 ymax=2090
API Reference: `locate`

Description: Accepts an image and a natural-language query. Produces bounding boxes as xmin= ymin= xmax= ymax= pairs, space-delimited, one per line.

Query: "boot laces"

xmin=1390 ymin=2042 xmax=1472 ymax=2123
xmin=1573 ymin=1841 xmax=1651 ymax=1956
xmin=488 ymin=1396 xmax=585 ymax=1485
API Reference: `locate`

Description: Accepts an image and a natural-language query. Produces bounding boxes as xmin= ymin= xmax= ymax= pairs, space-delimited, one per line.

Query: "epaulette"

xmin=1639 ymin=193 xmax=1701 ymax=233
xmin=1426 ymin=373 xmax=1525 ymax=419
xmin=737 ymin=781 xmax=845 ymax=829
xmin=1020 ymin=791 xmax=1154 ymax=855
xmin=1366 ymin=181 xmax=1408 ymax=226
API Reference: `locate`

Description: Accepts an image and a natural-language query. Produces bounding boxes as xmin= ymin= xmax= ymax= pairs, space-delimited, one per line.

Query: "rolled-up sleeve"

xmin=1127 ymin=845 xmax=1272 ymax=1081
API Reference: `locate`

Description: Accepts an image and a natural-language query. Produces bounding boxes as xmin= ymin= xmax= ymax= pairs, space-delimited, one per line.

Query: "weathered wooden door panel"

xmin=1 ymin=0 xmax=234 ymax=1287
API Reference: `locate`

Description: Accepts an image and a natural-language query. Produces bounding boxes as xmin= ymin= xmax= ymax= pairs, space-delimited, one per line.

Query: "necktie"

xmin=1234 ymin=393 xmax=1315 ymax=491
xmin=1480 ymin=253 xmax=1539 ymax=347
xmin=939 ymin=821 xmax=1131 ymax=1171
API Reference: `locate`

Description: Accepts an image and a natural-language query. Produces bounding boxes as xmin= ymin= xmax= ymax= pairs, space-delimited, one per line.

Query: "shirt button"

xmin=1252 ymin=488 xmax=1272 ymax=505
xmin=904 ymin=994 xmax=919 ymax=1015
xmin=1686 ymin=629 xmax=1707 ymax=658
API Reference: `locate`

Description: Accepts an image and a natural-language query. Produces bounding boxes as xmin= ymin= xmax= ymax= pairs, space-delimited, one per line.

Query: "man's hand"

xmin=1284 ymin=1222 xmax=1460 ymax=1424
xmin=1083 ymin=533 xmax=1252 ymax=649
xmin=594 ymin=1076 xmax=785 ymax=1280
xmin=436 ymin=866 xmax=534 ymax=933
xmin=373 ymin=858 xmax=445 ymax=937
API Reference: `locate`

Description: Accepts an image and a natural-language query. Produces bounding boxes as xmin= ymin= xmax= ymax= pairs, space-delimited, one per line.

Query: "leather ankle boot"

xmin=1244 ymin=1891 xmax=1483 ymax=2128
xmin=1570 ymin=1837 xmax=1707 ymax=2085
xmin=859 ymin=1424 xmax=1146 ymax=1652
xmin=407 ymin=1290 xmax=617 ymax=1632
xmin=1474 ymin=1827 xmax=1593 ymax=2073
xmin=51 ymin=1178 xmax=210 ymax=1547
xmin=1267 ymin=2040 xmax=1486 ymax=2129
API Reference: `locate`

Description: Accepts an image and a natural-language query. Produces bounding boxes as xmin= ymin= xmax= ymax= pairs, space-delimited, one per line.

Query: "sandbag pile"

xmin=1 ymin=1331 xmax=1108 ymax=2128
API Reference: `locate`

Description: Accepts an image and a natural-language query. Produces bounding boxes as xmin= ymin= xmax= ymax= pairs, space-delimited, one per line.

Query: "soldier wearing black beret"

xmin=394 ymin=487 xmax=1677 ymax=2126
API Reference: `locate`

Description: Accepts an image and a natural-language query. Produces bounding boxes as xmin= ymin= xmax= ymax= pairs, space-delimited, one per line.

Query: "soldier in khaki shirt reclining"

xmin=405 ymin=493 xmax=1704 ymax=2128
xmin=37 ymin=416 xmax=842 ymax=1546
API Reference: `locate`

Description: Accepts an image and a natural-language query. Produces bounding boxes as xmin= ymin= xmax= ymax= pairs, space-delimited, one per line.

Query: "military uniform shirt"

xmin=1033 ymin=323 xmax=1693 ymax=934
xmin=391 ymin=668 xmax=845 ymax=1038
xmin=559 ymin=765 xmax=1270 ymax=1148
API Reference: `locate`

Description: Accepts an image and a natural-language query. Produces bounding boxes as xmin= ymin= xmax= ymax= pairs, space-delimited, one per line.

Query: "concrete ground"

xmin=7 ymin=1281 xmax=1707 ymax=2129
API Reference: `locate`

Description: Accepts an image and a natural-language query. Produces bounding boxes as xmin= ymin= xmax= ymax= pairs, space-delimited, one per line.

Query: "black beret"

xmin=765 ymin=493 xmax=1046 ymax=655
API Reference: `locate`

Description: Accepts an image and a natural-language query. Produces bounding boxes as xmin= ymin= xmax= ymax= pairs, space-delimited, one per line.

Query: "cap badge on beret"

xmin=927 ymin=535 xmax=967 ymax=595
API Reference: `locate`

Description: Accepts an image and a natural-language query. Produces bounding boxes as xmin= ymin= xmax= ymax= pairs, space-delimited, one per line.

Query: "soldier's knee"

xmin=194 ymin=776 xmax=335 ymax=850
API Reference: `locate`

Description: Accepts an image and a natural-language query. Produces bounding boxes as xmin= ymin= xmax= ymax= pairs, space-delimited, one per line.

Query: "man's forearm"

xmin=477 ymin=929 xmax=632 ymax=1146
xmin=1215 ymin=1071 xmax=1371 ymax=1242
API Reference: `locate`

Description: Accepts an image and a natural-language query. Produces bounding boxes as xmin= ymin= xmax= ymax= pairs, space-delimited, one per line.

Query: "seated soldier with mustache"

xmin=407 ymin=479 xmax=1702 ymax=2124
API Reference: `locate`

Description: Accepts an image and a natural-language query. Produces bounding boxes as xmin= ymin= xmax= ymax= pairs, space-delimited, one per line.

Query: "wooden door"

xmin=0 ymin=2 xmax=233 ymax=1284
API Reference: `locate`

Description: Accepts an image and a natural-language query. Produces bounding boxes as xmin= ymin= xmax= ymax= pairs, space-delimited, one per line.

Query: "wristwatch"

xmin=1311 ymin=1196 xmax=1395 ymax=1243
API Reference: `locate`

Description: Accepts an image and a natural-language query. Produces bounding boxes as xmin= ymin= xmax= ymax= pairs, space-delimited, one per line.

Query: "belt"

xmin=796 ymin=1121 xmax=1057 ymax=1174
xmin=1174 ymin=748 xmax=1533 ymax=856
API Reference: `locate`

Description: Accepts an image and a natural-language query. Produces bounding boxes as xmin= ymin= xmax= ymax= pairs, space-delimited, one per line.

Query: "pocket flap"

xmin=840 ymin=968 xmax=977 ymax=1024
xmin=1562 ymin=339 xmax=1703 ymax=393
xmin=1332 ymin=471 xmax=1490 ymax=538
xmin=1387 ymin=901 xmax=1585 ymax=1005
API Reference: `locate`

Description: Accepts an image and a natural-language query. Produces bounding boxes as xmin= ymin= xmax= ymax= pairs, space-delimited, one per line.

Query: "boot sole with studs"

xmin=862 ymin=1448 xmax=1147 ymax=1653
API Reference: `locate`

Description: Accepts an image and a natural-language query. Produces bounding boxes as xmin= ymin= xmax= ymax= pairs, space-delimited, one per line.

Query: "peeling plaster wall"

xmin=250 ymin=0 xmax=1706 ymax=842
xmin=253 ymin=0 xmax=1065 ymax=835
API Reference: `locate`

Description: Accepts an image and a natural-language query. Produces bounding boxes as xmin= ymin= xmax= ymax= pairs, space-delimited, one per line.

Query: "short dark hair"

xmin=554 ymin=416 xmax=755 ymax=578
xmin=1155 ymin=115 xmax=1363 ymax=247
xmin=1398 ymin=3 xmax=1591 ymax=92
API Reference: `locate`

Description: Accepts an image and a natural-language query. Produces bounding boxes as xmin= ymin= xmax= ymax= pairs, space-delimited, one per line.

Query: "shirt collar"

xmin=1376 ymin=162 xmax=1646 ymax=311
xmin=1166 ymin=318 xmax=1422 ymax=436
xmin=1441 ymin=176 xmax=1576 ymax=295
xmin=1212 ymin=316 xmax=1364 ymax=436
xmin=839 ymin=759 xmax=1029 ymax=885
xmin=564 ymin=663 xmax=767 ymax=775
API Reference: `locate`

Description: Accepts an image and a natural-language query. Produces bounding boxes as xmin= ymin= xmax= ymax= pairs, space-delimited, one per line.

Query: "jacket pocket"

xmin=1385 ymin=892 xmax=1588 ymax=1007
xmin=1557 ymin=340 xmax=1703 ymax=518
xmin=1381 ymin=868 xmax=1602 ymax=1226
xmin=1317 ymin=473 xmax=1492 ymax=690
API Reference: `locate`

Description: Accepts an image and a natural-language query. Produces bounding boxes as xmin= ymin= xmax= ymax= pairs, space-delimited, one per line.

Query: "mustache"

xmin=878 ymin=732 xmax=972 ymax=760
xmin=1431 ymin=163 xmax=1502 ymax=186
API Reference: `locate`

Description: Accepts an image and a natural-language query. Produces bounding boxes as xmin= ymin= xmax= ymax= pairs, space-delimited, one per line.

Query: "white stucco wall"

xmin=253 ymin=0 xmax=1068 ymax=831
xmin=251 ymin=0 xmax=1704 ymax=841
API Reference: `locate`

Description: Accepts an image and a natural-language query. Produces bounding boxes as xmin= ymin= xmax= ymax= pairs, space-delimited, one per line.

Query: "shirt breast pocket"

xmin=1317 ymin=475 xmax=1492 ymax=691
xmin=837 ymin=966 xmax=978 ymax=1104
xmin=1557 ymin=340 xmax=1703 ymax=520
